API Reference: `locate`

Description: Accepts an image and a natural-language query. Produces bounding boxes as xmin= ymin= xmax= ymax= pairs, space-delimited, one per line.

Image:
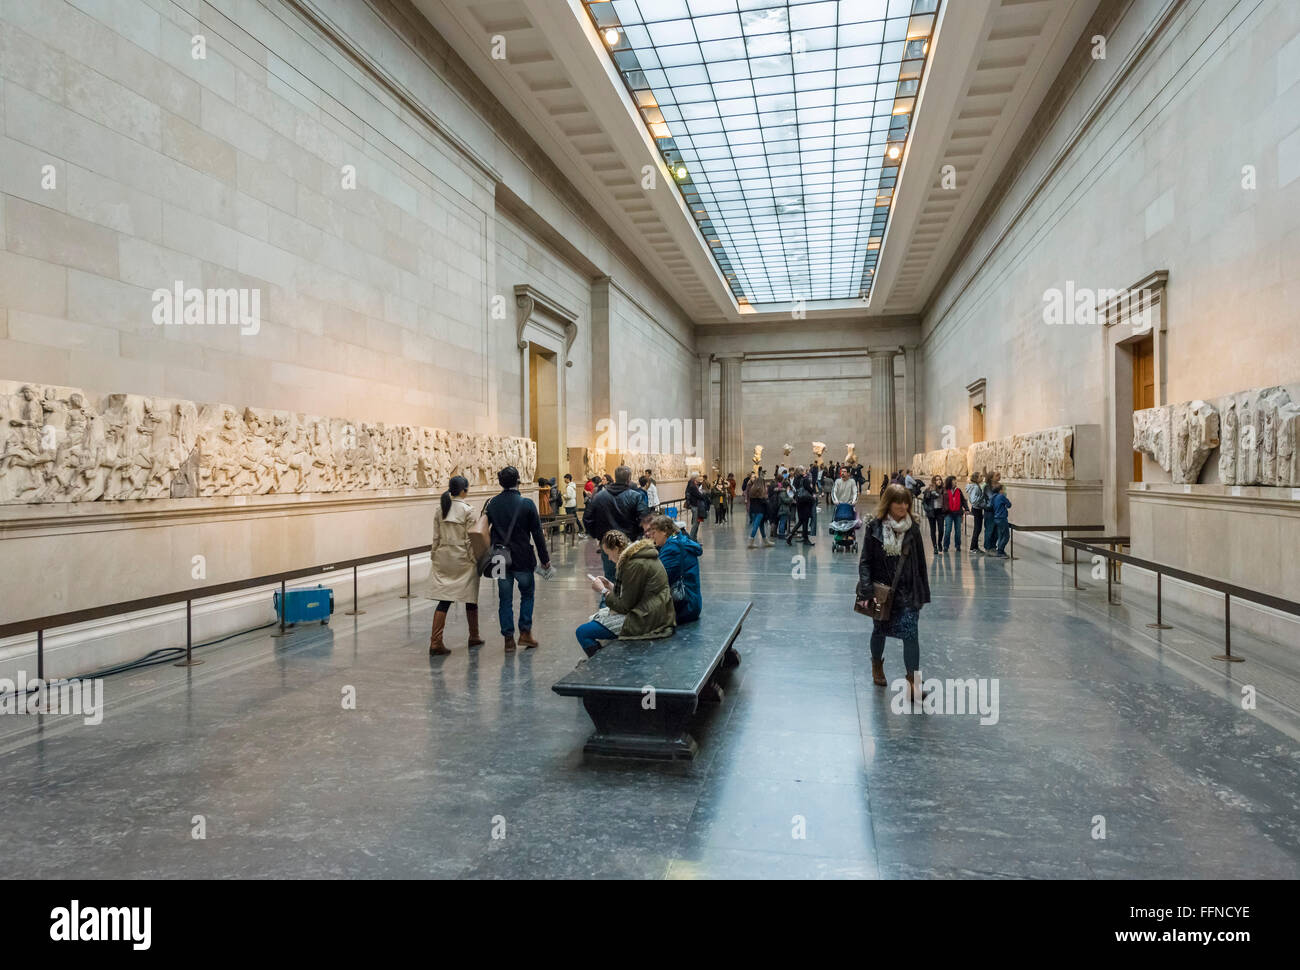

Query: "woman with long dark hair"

xmin=426 ymin=475 xmax=483 ymax=656
xmin=856 ymin=484 xmax=932 ymax=705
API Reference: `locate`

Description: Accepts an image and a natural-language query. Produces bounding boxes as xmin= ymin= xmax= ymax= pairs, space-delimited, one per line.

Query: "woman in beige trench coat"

xmin=427 ymin=475 xmax=483 ymax=655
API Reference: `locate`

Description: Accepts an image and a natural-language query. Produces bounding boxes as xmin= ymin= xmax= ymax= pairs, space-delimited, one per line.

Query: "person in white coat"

xmin=426 ymin=475 xmax=483 ymax=655
xmin=563 ymin=473 xmax=581 ymax=536
xmin=640 ymin=474 xmax=660 ymax=509
xmin=831 ymin=466 xmax=859 ymax=507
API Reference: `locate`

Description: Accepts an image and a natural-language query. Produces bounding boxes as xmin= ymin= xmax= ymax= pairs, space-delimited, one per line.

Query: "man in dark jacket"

xmin=786 ymin=468 xmax=817 ymax=546
xmin=583 ymin=465 xmax=649 ymax=581
xmin=485 ymin=466 xmax=551 ymax=652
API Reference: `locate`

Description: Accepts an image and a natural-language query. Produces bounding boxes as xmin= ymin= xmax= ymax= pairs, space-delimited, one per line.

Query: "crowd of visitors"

xmin=422 ymin=456 xmax=1019 ymax=685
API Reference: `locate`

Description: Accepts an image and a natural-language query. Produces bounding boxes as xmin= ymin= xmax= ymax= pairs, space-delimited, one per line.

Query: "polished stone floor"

xmin=3 ymin=506 xmax=1299 ymax=879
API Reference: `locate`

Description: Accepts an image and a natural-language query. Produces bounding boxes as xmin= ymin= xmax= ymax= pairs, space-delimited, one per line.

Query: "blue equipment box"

xmin=274 ymin=585 xmax=334 ymax=625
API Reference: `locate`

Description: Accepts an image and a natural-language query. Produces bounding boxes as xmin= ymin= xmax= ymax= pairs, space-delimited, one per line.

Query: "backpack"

xmin=946 ymin=489 xmax=962 ymax=513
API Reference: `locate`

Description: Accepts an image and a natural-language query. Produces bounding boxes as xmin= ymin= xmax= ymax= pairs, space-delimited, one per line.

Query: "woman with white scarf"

xmin=855 ymin=483 xmax=933 ymax=705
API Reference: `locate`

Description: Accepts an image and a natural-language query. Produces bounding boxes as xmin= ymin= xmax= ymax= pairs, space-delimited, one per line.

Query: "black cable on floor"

xmin=0 ymin=620 xmax=280 ymax=699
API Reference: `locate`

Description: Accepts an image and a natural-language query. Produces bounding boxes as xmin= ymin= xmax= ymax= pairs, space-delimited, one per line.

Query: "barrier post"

xmin=36 ymin=629 xmax=44 ymax=681
xmin=1212 ymin=593 xmax=1244 ymax=662
xmin=398 ymin=554 xmax=414 ymax=599
xmin=271 ymin=579 xmax=290 ymax=638
xmin=1106 ymin=556 xmax=1114 ymax=604
xmin=174 ymin=599 xmax=203 ymax=666
xmin=1073 ymin=544 xmax=1083 ymax=590
xmin=1146 ymin=572 xmax=1173 ymax=630
xmin=345 ymin=564 xmax=366 ymax=616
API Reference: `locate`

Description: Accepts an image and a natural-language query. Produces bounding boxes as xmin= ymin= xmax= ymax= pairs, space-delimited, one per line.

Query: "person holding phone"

xmin=856 ymin=484 xmax=931 ymax=705
xmin=575 ymin=529 xmax=675 ymax=657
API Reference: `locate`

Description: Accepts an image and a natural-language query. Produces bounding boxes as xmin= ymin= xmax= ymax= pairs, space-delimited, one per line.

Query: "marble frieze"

xmin=0 ymin=380 xmax=537 ymax=504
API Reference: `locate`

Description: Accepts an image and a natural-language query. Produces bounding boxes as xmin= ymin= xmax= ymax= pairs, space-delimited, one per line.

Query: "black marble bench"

xmin=552 ymin=602 xmax=751 ymax=760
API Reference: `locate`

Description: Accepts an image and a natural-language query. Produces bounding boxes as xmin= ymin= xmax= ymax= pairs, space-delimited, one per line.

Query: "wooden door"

xmin=1132 ymin=339 xmax=1155 ymax=482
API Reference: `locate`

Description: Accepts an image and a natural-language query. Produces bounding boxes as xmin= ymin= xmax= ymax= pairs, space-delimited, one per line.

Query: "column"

xmin=696 ymin=353 xmax=713 ymax=475
xmin=902 ymin=344 xmax=920 ymax=464
xmin=868 ymin=347 xmax=901 ymax=483
xmin=716 ymin=353 xmax=744 ymax=479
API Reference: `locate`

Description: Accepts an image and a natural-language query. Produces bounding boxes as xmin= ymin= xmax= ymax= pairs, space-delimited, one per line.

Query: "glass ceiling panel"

xmin=583 ymin=0 xmax=940 ymax=306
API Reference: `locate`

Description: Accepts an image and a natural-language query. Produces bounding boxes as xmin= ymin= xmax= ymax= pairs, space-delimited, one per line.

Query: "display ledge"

xmin=0 ymin=484 xmax=518 ymax=538
xmin=1129 ymin=482 xmax=1300 ymax=509
xmin=0 ymin=478 xmax=691 ymax=537
xmin=998 ymin=479 xmax=1103 ymax=489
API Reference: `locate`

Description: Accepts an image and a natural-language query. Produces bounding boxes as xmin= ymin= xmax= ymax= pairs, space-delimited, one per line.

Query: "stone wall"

xmin=917 ymin=0 xmax=1300 ymax=457
xmin=0 ymin=379 xmax=535 ymax=504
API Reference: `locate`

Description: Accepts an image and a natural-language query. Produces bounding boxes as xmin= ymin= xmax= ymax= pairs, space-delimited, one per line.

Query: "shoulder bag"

xmin=854 ymin=531 xmax=912 ymax=623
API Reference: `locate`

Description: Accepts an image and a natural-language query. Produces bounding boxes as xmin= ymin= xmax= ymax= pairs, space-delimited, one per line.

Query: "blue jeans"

xmin=496 ymin=569 xmax=535 ymax=636
xmin=995 ymin=520 xmax=1011 ymax=554
xmin=748 ymin=511 xmax=766 ymax=539
xmin=943 ymin=513 xmax=962 ymax=550
xmin=777 ymin=513 xmax=788 ymax=536
xmin=576 ymin=620 xmax=617 ymax=656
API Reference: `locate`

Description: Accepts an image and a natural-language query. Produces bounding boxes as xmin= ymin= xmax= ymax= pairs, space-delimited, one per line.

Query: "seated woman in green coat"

xmin=576 ymin=530 xmax=676 ymax=656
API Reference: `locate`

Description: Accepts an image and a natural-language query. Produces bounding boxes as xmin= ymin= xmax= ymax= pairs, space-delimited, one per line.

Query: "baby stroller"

xmin=829 ymin=502 xmax=861 ymax=554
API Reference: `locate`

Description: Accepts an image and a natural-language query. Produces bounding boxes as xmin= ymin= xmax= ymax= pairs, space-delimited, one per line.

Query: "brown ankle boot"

xmin=504 ymin=635 xmax=517 ymax=653
xmin=429 ymin=612 xmax=450 ymax=656
xmin=466 ymin=607 xmax=485 ymax=647
xmin=871 ymin=658 xmax=886 ymax=687
xmin=518 ymin=630 xmax=539 ymax=649
xmin=905 ymin=671 xmax=931 ymax=706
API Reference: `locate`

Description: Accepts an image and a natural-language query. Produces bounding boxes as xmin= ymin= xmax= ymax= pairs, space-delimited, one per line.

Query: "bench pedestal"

xmin=553 ymin=606 xmax=750 ymax=762
xmin=581 ymin=694 xmax=701 ymax=760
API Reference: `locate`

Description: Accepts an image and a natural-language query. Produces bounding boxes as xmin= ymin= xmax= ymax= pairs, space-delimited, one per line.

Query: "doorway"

xmin=1131 ymin=337 xmax=1154 ymax=482
xmin=529 ymin=345 xmax=560 ymax=484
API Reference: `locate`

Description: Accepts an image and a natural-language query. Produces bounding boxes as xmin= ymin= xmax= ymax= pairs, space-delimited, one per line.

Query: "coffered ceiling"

xmin=411 ymin=0 xmax=1103 ymax=326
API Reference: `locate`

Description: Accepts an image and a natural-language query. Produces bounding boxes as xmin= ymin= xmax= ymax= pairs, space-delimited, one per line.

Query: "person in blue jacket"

xmin=989 ymin=483 xmax=1013 ymax=557
xmin=647 ymin=514 xmax=702 ymax=624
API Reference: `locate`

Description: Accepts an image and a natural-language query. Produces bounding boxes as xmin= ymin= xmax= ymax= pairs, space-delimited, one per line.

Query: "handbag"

xmin=468 ymin=503 xmax=492 ymax=568
xmin=854 ymin=531 xmax=911 ymax=623
xmin=474 ymin=497 xmax=523 ymax=577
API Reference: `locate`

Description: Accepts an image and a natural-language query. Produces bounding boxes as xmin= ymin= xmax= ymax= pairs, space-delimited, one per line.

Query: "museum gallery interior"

xmin=0 ymin=0 xmax=1298 ymax=884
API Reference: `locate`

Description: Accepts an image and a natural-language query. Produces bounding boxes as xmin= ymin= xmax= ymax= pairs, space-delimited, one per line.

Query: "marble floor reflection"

xmin=2 ymin=508 xmax=1298 ymax=879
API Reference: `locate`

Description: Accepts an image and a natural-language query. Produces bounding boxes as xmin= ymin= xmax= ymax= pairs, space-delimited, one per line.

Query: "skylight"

xmin=581 ymin=0 xmax=941 ymax=308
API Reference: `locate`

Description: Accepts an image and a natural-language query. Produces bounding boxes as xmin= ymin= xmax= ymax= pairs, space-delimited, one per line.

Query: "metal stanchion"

xmin=1106 ymin=555 xmax=1114 ymax=604
xmin=1146 ymin=572 xmax=1173 ymax=629
xmin=175 ymin=599 xmax=203 ymax=666
xmin=1072 ymin=544 xmax=1083 ymax=590
xmin=1212 ymin=593 xmax=1243 ymax=662
xmin=345 ymin=564 xmax=366 ymax=616
xmin=398 ymin=554 xmax=414 ymax=599
xmin=271 ymin=579 xmax=291 ymax=637
xmin=36 ymin=629 xmax=44 ymax=681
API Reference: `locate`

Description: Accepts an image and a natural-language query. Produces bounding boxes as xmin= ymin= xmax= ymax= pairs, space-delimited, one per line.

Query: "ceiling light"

xmin=675 ymin=165 xmax=688 ymax=180
xmin=604 ymin=28 xmax=620 ymax=46
xmin=887 ymin=145 xmax=901 ymax=160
